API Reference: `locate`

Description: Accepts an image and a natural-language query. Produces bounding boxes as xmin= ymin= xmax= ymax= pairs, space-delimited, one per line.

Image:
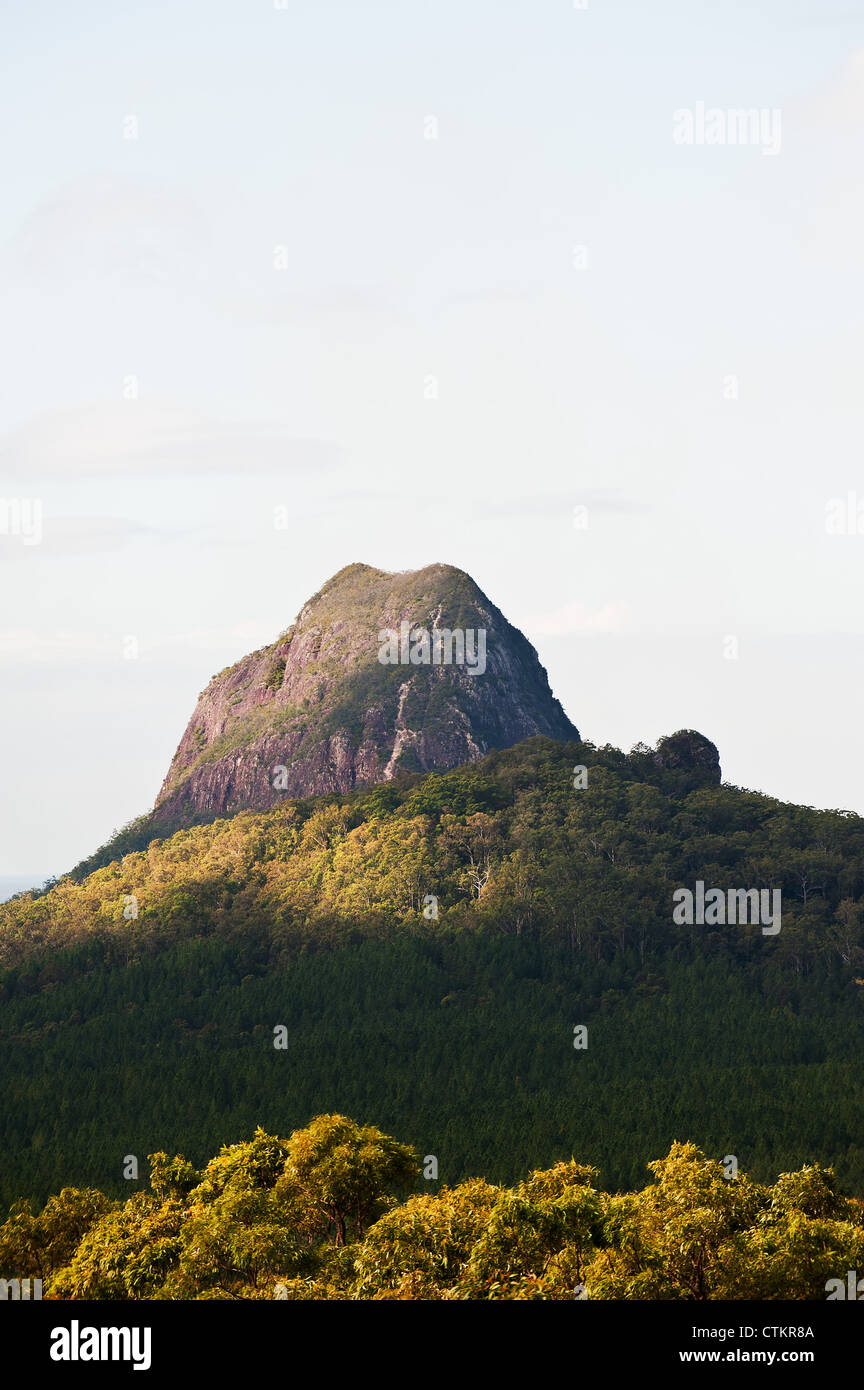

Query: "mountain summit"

xmin=155 ymin=562 xmax=578 ymax=821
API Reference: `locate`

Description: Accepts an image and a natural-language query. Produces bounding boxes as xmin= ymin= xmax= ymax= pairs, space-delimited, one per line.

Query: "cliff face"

xmin=154 ymin=562 xmax=579 ymax=822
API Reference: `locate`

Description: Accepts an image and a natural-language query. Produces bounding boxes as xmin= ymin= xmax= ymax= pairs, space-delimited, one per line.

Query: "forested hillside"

xmin=3 ymin=1114 xmax=863 ymax=1300
xmin=2 ymin=735 xmax=864 ymax=1210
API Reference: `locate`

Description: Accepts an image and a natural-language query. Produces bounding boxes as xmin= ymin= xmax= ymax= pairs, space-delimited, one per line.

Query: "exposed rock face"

xmin=653 ymin=730 xmax=721 ymax=786
xmin=154 ymin=562 xmax=578 ymax=822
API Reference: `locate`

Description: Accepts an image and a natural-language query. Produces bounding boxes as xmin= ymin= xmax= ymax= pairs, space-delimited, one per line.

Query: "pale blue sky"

xmin=2 ymin=0 xmax=863 ymax=881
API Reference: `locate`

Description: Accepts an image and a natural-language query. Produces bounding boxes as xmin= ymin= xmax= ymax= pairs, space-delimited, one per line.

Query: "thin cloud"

xmin=0 ymin=404 xmax=342 ymax=479
xmin=1 ymin=174 xmax=209 ymax=290
xmin=523 ymin=600 xmax=631 ymax=636
xmin=805 ymin=47 xmax=864 ymax=127
xmin=473 ymin=493 xmax=647 ymax=522
xmin=43 ymin=516 xmax=155 ymax=555
xmin=0 ymin=620 xmax=275 ymax=666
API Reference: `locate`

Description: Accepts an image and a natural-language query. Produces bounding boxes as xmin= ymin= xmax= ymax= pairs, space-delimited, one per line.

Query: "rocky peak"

xmin=154 ymin=562 xmax=579 ymax=823
xmin=652 ymin=730 xmax=721 ymax=786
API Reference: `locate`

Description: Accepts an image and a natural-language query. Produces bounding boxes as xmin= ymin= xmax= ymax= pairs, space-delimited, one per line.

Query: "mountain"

xmin=154 ymin=562 xmax=578 ymax=824
xmin=2 ymin=734 xmax=863 ymax=1212
xmin=3 ymin=560 xmax=863 ymax=1231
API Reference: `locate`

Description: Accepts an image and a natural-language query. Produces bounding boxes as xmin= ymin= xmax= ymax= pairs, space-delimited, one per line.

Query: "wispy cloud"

xmin=0 ymin=620 xmax=275 ymax=666
xmin=0 ymin=404 xmax=342 ymax=479
xmin=522 ymin=600 xmax=631 ymax=636
xmin=471 ymin=493 xmax=647 ymax=523
xmin=0 ymin=175 xmax=209 ymax=290
xmin=806 ymin=46 xmax=864 ymax=127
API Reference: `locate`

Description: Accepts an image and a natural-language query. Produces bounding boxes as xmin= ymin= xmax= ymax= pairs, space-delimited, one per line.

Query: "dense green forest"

xmin=2 ymin=735 xmax=864 ymax=1212
xmin=3 ymin=1114 xmax=863 ymax=1300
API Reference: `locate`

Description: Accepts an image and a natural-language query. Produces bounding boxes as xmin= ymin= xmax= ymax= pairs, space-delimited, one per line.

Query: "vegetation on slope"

xmin=1 ymin=735 xmax=863 ymax=1207
xmin=2 ymin=1113 xmax=862 ymax=1300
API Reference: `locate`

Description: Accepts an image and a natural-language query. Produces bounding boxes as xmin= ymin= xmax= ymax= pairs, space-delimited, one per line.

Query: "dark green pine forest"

xmin=2 ymin=734 xmax=864 ymax=1214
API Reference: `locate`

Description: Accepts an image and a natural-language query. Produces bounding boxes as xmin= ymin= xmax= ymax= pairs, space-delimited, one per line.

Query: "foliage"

xmin=2 ymin=737 xmax=864 ymax=1205
xmin=3 ymin=1118 xmax=862 ymax=1301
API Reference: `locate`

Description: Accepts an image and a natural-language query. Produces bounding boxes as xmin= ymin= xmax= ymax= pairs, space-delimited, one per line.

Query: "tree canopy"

xmin=3 ymin=1116 xmax=861 ymax=1301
